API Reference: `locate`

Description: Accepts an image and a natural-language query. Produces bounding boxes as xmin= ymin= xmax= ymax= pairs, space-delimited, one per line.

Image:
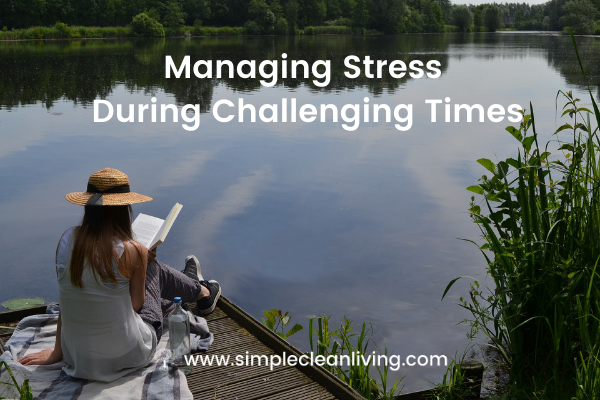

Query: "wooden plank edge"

xmin=0 ymin=303 xmax=56 ymax=324
xmin=216 ymin=296 xmax=365 ymax=400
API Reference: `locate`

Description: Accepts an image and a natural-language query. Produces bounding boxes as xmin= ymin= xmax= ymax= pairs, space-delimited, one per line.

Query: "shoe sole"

xmin=184 ymin=255 xmax=204 ymax=281
xmin=196 ymin=283 xmax=221 ymax=315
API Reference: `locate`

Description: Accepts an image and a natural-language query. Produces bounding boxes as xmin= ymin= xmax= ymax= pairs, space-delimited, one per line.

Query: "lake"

xmin=0 ymin=33 xmax=599 ymax=391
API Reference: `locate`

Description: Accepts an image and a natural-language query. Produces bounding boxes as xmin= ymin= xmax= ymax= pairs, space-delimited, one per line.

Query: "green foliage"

xmin=559 ymin=0 xmax=598 ymax=34
xmin=248 ymin=0 xmax=276 ymax=33
xmin=303 ymin=0 xmax=327 ymax=25
xmin=324 ymin=16 xmax=352 ymax=25
xmin=313 ymin=25 xmax=353 ymax=33
xmin=444 ymin=33 xmax=600 ymax=399
xmin=132 ymin=13 xmax=165 ymax=36
xmin=304 ymin=25 xmax=316 ymax=34
xmin=484 ymin=4 xmax=502 ymax=32
xmin=351 ymin=0 xmax=370 ymax=28
xmin=308 ymin=315 xmax=404 ymax=400
xmin=473 ymin=8 xmax=484 ymax=31
xmin=54 ymin=22 xmax=72 ymax=38
xmin=275 ymin=17 xmax=289 ymax=33
xmin=452 ymin=5 xmax=473 ymax=31
xmin=0 ymin=361 xmax=33 ymax=400
xmin=163 ymin=2 xmax=187 ymax=27
xmin=284 ymin=0 xmax=299 ymax=33
xmin=261 ymin=309 xmax=303 ymax=339
xmin=427 ymin=351 xmax=480 ymax=400
xmin=573 ymin=346 xmax=600 ymax=399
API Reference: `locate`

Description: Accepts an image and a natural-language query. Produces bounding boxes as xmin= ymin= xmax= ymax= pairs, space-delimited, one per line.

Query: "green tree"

xmin=423 ymin=0 xmax=444 ymax=32
xmin=269 ymin=0 xmax=284 ymax=17
xmin=435 ymin=0 xmax=452 ymax=23
xmin=132 ymin=12 xmax=165 ymax=36
xmin=325 ymin=0 xmax=342 ymax=19
xmin=351 ymin=0 xmax=369 ymax=27
xmin=369 ymin=0 xmax=406 ymax=33
xmin=559 ymin=0 xmax=598 ymax=34
xmin=248 ymin=0 xmax=276 ymax=32
xmin=484 ymin=4 xmax=502 ymax=31
xmin=473 ymin=7 xmax=483 ymax=31
xmin=304 ymin=0 xmax=327 ymax=25
xmin=452 ymin=5 xmax=473 ymax=31
xmin=163 ymin=2 xmax=187 ymax=27
xmin=284 ymin=0 xmax=299 ymax=32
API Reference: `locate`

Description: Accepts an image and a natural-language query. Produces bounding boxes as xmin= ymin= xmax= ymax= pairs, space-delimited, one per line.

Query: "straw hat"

xmin=66 ymin=168 xmax=152 ymax=206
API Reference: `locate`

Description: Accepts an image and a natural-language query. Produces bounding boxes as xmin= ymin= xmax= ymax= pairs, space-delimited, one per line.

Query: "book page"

xmin=132 ymin=213 xmax=164 ymax=249
xmin=150 ymin=203 xmax=183 ymax=249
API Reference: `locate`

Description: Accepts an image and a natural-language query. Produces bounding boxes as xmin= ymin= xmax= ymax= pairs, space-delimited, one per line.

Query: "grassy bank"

xmin=0 ymin=24 xmax=245 ymax=40
xmin=444 ymin=33 xmax=600 ymax=399
xmin=0 ymin=22 xmax=385 ymax=41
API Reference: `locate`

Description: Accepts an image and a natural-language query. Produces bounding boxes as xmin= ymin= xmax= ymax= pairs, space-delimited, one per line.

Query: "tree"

xmin=269 ymin=0 xmax=283 ymax=17
xmin=304 ymin=0 xmax=327 ymax=25
xmin=284 ymin=0 xmax=299 ymax=32
xmin=132 ymin=13 xmax=165 ymax=36
xmin=248 ymin=0 xmax=276 ymax=32
xmin=325 ymin=0 xmax=342 ymax=20
xmin=473 ymin=7 xmax=483 ymax=31
xmin=559 ymin=0 xmax=598 ymax=34
xmin=369 ymin=0 xmax=406 ymax=33
xmin=163 ymin=2 xmax=187 ymax=27
xmin=351 ymin=0 xmax=369 ymax=27
xmin=484 ymin=4 xmax=502 ymax=31
xmin=452 ymin=5 xmax=473 ymax=31
xmin=423 ymin=0 xmax=444 ymax=32
xmin=435 ymin=0 xmax=452 ymax=23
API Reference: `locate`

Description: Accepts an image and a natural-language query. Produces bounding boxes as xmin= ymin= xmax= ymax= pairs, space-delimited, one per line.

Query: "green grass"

xmin=313 ymin=25 xmax=354 ymax=35
xmin=0 ymin=23 xmax=245 ymax=40
xmin=0 ymin=361 xmax=33 ymax=399
xmin=308 ymin=315 xmax=404 ymax=400
xmin=443 ymin=31 xmax=600 ymax=399
xmin=444 ymin=25 xmax=462 ymax=33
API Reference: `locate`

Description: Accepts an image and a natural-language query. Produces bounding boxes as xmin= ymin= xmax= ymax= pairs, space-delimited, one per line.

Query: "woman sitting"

xmin=18 ymin=168 xmax=221 ymax=382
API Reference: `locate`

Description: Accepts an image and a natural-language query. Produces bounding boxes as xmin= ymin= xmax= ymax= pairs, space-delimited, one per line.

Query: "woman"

xmin=18 ymin=168 xmax=221 ymax=382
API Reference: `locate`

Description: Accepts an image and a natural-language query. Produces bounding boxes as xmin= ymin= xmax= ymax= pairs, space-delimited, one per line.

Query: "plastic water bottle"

xmin=168 ymin=297 xmax=192 ymax=375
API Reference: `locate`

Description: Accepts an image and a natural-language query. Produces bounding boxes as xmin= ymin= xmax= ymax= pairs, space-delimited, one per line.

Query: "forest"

xmin=0 ymin=0 xmax=598 ymax=35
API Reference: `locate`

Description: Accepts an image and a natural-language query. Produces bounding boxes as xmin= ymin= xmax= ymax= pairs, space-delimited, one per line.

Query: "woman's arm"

xmin=18 ymin=312 xmax=63 ymax=366
xmin=121 ymin=241 xmax=148 ymax=312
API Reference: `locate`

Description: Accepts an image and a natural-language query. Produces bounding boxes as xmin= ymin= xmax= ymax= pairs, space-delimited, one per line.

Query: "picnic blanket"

xmin=0 ymin=306 xmax=211 ymax=400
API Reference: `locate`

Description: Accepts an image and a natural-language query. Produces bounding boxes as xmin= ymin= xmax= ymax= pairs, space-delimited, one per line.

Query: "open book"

xmin=132 ymin=203 xmax=183 ymax=250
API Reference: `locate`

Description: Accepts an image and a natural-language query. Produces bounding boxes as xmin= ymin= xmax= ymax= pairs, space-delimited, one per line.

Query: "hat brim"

xmin=66 ymin=192 xmax=153 ymax=206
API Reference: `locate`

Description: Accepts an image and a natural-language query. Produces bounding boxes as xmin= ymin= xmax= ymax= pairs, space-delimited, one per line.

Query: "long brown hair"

xmin=70 ymin=205 xmax=134 ymax=288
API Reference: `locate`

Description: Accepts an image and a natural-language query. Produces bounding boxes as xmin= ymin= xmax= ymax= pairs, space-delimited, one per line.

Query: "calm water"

xmin=1 ymin=33 xmax=599 ymax=390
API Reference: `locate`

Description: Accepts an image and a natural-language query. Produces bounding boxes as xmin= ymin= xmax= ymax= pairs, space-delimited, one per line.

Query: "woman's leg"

xmin=138 ymin=259 xmax=203 ymax=341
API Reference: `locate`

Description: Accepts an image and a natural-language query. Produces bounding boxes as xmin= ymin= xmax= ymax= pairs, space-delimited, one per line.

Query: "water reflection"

xmin=0 ymin=33 xmax=599 ymax=391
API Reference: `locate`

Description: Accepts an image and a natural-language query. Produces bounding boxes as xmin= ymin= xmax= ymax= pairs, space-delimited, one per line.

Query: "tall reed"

xmin=308 ymin=315 xmax=404 ymax=400
xmin=444 ymin=32 xmax=600 ymax=398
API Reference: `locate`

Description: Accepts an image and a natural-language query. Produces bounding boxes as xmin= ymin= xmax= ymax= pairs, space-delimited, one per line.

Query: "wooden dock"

xmin=1 ymin=297 xmax=439 ymax=400
xmin=1 ymin=297 xmax=365 ymax=400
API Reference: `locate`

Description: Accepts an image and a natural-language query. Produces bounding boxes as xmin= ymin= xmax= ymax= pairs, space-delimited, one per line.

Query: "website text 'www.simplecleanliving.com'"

xmin=184 ymin=352 xmax=447 ymax=371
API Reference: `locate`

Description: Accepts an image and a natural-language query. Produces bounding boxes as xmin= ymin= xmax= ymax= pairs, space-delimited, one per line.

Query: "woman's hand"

xmin=18 ymin=348 xmax=62 ymax=366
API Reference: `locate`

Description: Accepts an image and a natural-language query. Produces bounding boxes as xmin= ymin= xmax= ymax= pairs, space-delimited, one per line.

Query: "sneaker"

xmin=182 ymin=255 xmax=204 ymax=282
xmin=196 ymin=280 xmax=221 ymax=315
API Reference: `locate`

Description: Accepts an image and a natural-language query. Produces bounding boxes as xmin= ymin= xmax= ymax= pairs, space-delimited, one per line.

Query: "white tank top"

xmin=56 ymin=227 xmax=157 ymax=382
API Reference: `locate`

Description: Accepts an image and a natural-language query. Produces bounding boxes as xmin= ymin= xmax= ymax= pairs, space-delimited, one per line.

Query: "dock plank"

xmin=192 ymin=367 xmax=312 ymax=400
xmin=0 ymin=298 xmax=364 ymax=400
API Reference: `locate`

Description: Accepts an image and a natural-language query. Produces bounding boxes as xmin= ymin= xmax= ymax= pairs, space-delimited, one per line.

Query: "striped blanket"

xmin=0 ymin=313 xmax=193 ymax=400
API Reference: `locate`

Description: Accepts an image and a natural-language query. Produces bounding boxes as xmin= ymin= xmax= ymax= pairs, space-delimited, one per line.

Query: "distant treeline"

xmin=0 ymin=0 xmax=598 ymax=35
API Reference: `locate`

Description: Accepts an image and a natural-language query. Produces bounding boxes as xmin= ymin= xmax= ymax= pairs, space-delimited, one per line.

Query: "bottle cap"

xmin=174 ymin=297 xmax=182 ymax=303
